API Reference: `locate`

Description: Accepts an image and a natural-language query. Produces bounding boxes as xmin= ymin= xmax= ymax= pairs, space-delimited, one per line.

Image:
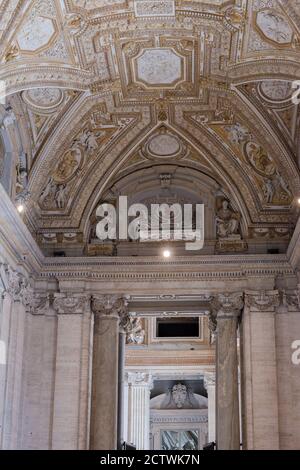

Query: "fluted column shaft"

xmin=126 ymin=372 xmax=153 ymax=450
xmin=211 ymin=293 xmax=243 ymax=450
xmin=204 ymin=374 xmax=216 ymax=444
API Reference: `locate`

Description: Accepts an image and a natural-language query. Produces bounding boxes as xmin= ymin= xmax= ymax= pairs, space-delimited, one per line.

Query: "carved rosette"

xmin=53 ymin=293 xmax=90 ymax=314
xmin=245 ymin=290 xmax=280 ymax=312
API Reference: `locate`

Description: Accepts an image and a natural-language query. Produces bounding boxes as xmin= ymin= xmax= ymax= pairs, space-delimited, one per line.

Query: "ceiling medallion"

xmin=257 ymin=80 xmax=292 ymax=104
xmin=142 ymin=127 xmax=187 ymax=160
xmin=22 ymin=88 xmax=64 ymax=111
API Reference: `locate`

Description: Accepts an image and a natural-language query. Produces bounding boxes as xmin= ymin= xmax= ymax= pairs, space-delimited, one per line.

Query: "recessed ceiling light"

xmin=17 ymin=204 xmax=24 ymax=213
xmin=163 ymin=249 xmax=171 ymax=258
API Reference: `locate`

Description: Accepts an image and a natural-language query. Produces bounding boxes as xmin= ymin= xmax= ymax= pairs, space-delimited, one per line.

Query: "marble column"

xmin=90 ymin=295 xmax=128 ymax=450
xmin=242 ymin=290 xmax=280 ymax=450
xmin=52 ymin=294 xmax=90 ymax=450
xmin=211 ymin=292 xmax=243 ymax=450
xmin=204 ymin=373 xmax=216 ymax=444
xmin=126 ymin=372 xmax=153 ymax=450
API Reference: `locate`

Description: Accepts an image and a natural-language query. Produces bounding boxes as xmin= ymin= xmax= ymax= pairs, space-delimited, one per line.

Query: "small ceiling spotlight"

xmin=163 ymin=249 xmax=171 ymax=258
xmin=297 ymin=197 xmax=300 ymax=205
xmin=17 ymin=203 xmax=24 ymax=213
xmin=15 ymin=190 xmax=30 ymax=215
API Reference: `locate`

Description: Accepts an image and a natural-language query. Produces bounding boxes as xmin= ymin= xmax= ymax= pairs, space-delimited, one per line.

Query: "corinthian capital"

xmin=211 ymin=292 xmax=244 ymax=319
xmin=126 ymin=372 xmax=153 ymax=389
xmin=20 ymin=278 xmax=35 ymax=312
xmin=91 ymin=294 xmax=128 ymax=319
xmin=276 ymin=290 xmax=300 ymax=313
xmin=245 ymin=290 xmax=279 ymax=312
xmin=2 ymin=264 xmax=22 ymax=301
xmin=53 ymin=293 xmax=90 ymax=314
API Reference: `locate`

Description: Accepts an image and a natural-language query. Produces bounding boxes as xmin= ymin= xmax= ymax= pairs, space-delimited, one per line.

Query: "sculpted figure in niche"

xmin=216 ymin=200 xmax=241 ymax=238
xmin=40 ymin=177 xmax=56 ymax=203
xmin=172 ymin=383 xmax=187 ymax=409
xmin=263 ymin=178 xmax=275 ymax=203
xmin=16 ymin=164 xmax=28 ymax=192
xmin=1 ymin=107 xmax=16 ymax=129
xmin=77 ymin=128 xmax=99 ymax=154
xmin=40 ymin=178 xmax=67 ymax=209
xmin=275 ymin=170 xmax=292 ymax=200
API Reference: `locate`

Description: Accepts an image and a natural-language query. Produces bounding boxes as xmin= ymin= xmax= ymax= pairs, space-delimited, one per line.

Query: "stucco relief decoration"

xmin=39 ymin=111 xmax=112 ymax=210
xmin=244 ymin=142 xmax=292 ymax=205
xmin=224 ymin=122 xmax=252 ymax=145
xmin=172 ymin=384 xmax=187 ymax=409
xmin=53 ymin=295 xmax=89 ymax=314
xmin=255 ymin=9 xmax=294 ymax=45
xmin=216 ymin=200 xmax=241 ymax=239
xmin=121 ymin=314 xmax=145 ymax=345
xmin=134 ymin=0 xmax=175 ymax=18
xmin=215 ymin=200 xmax=247 ymax=253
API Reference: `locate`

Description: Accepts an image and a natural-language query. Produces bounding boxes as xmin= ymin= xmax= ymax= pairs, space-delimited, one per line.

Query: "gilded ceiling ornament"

xmin=224 ymin=6 xmax=246 ymax=31
xmin=4 ymin=44 xmax=19 ymax=62
xmin=65 ymin=14 xmax=84 ymax=31
xmin=53 ymin=143 xmax=83 ymax=184
xmin=244 ymin=142 xmax=276 ymax=177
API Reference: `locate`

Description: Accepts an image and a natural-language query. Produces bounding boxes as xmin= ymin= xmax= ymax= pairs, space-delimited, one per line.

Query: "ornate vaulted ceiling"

xmin=1 ymin=0 xmax=300 ymax=255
